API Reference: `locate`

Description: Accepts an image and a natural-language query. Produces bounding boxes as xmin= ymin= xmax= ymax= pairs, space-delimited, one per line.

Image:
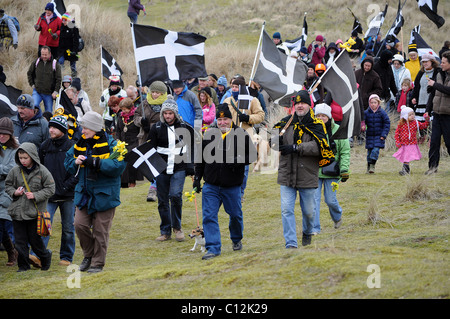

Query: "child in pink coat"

xmin=393 ymin=105 xmax=430 ymax=175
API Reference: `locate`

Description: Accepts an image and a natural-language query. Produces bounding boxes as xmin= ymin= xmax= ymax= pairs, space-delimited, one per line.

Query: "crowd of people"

xmin=0 ymin=3 xmax=449 ymax=270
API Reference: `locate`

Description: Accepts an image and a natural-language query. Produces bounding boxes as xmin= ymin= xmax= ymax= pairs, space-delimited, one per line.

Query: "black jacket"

xmin=195 ymin=125 xmax=256 ymax=188
xmin=39 ymin=134 xmax=78 ymax=201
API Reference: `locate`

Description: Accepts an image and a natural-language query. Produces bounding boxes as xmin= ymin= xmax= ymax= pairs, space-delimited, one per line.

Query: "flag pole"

xmin=249 ymin=21 xmax=266 ymax=82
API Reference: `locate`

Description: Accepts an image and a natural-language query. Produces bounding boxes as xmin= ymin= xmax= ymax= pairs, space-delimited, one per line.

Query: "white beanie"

xmin=400 ymin=105 xmax=414 ymax=120
xmin=80 ymin=111 xmax=104 ymax=132
xmin=314 ymin=103 xmax=332 ymax=119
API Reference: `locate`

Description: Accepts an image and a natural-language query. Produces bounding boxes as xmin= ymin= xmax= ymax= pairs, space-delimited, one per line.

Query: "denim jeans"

xmin=45 ymin=201 xmax=76 ymax=262
xmin=202 ymin=183 xmax=244 ymax=255
xmin=280 ymin=185 xmax=316 ymax=248
xmin=156 ymin=170 xmax=185 ymax=235
xmin=311 ymin=178 xmax=342 ymax=234
xmin=32 ymin=88 xmax=53 ymax=113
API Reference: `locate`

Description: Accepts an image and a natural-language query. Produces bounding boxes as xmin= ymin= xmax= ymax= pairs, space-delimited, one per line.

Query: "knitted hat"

xmin=217 ymin=75 xmax=227 ymax=87
xmin=49 ymin=115 xmax=68 ymax=134
xmin=160 ymin=95 xmax=180 ymax=122
xmin=0 ymin=117 xmax=14 ymax=136
xmin=314 ymin=103 xmax=332 ymax=119
xmin=45 ymin=2 xmax=54 ymax=11
xmin=400 ymin=105 xmax=414 ymax=120
xmin=149 ymin=81 xmax=167 ymax=93
xmin=293 ymin=90 xmax=311 ymax=106
xmin=80 ymin=111 xmax=104 ymax=132
xmin=216 ymin=104 xmax=232 ymax=119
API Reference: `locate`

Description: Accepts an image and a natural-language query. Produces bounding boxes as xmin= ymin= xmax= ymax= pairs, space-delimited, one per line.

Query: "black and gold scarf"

xmin=273 ymin=109 xmax=335 ymax=167
xmin=73 ymin=130 xmax=111 ymax=161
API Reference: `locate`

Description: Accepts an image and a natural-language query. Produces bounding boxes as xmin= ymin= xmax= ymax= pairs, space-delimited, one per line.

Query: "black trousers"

xmin=12 ymin=219 xmax=50 ymax=270
xmin=428 ymin=113 xmax=450 ymax=169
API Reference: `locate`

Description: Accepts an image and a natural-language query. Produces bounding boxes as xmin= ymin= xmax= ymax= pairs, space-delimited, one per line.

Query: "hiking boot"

xmin=202 ymin=252 xmax=219 ymax=260
xmin=29 ymin=254 xmax=41 ymax=268
xmin=79 ymin=257 xmax=92 ymax=272
xmin=155 ymin=234 xmax=171 ymax=241
xmin=147 ymin=187 xmax=157 ymax=202
xmin=302 ymin=233 xmax=312 ymax=246
xmin=232 ymin=241 xmax=242 ymax=251
xmin=173 ymin=229 xmax=185 ymax=242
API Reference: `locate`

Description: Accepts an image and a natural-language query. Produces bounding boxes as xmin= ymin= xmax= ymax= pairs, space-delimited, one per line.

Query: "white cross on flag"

xmin=253 ymin=30 xmax=308 ymax=106
xmin=127 ymin=142 xmax=167 ymax=182
xmin=131 ymin=24 xmax=207 ymax=87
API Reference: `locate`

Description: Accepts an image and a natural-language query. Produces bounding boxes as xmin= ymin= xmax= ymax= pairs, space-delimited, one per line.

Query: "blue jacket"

xmin=364 ymin=106 xmax=390 ymax=149
xmin=64 ymin=133 xmax=126 ymax=214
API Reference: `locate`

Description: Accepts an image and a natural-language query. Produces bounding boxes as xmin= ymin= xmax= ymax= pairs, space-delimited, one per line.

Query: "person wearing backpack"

xmin=57 ymin=13 xmax=80 ymax=78
xmin=0 ymin=9 xmax=18 ymax=50
xmin=27 ymin=46 xmax=62 ymax=113
xmin=34 ymin=2 xmax=61 ymax=59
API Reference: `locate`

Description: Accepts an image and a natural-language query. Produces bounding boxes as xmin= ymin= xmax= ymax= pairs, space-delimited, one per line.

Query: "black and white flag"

xmin=386 ymin=0 xmax=405 ymax=38
xmin=127 ymin=142 xmax=167 ymax=182
xmin=416 ymin=0 xmax=445 ymax=28
xmin=320 ymin=50 xmax=361 ymax=139
xmin=101 ymin=46 xmax=123 ymax=79
xmin=131 ymin=24 xmax=207 ymax=87
xmin=253 ymin=30 xmax=308 ymax=106
xmin=0 ymin=83 xmax=19 ymax=118
xmin=364 ymin=3 xmax=388 ymax=40
xmin=412 ymin=31 xmax=440 ymax=61
xmin=51 ymin=0 xmax=66 ymax=18
xmin=284 ymin=14 xmax=308 ymax=52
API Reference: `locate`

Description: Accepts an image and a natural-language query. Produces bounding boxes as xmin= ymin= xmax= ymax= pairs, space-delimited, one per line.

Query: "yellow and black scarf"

xmin=73 ymin=130 xmax=111 ymax=161
xmin=274 ymin=109 xmax=335 ymax=167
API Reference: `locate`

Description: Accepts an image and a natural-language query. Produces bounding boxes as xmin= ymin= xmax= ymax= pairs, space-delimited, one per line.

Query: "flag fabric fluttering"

xmin=364 ymin=3 xmax=388 ymax=40
xmin=320 ymin=50 xmax=361 ymax=139
xmin=411 ymin=31 xmax=440 ymax=61
xmin=127 ymin=142 xmax=167 ymax=182
xmin=0 ymin=83 xmax=20 ymax=118
xmin=284 ymin=14 xmax=308 ymax=52
xmin=416 ymin=0 xmax=445 ymax=29
xmin=101 ymin=46 xmax=123 ymax=79
xmin=50 ymin=0 xmax=66 ymax=18
xmin=131 ymin=24 xmax=207 ymax=87
xmin=253 ymin=30 xmax=308 ymax=106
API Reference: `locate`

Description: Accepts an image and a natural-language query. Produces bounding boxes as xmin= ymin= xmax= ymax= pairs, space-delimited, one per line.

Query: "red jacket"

xmin=36 ymin=13 xmax=61 ymax=47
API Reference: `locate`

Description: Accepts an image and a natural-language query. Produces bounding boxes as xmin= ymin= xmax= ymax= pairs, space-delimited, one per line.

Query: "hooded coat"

xmin=5 ymin=142 xmax=55 ymax=221
xmin=355 ymin=57 xmax=383 ymax=110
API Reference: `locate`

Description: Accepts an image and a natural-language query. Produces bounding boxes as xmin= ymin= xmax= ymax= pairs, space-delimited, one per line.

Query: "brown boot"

xmin=4 ymin=238 xmax=18 ymax=267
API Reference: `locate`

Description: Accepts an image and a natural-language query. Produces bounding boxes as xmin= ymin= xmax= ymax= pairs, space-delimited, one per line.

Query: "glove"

xmin=83 ymin=157 xmax=101 ymax=170
xmin=238 ymin=113 xmax=250 ymax=123
xmin=279 ymin=144 xmax=298 ymax=155
xmin=192 ymin=176 xmax=202 ymax=193
xmin=340 ymin=171 xmax=349 ymax=183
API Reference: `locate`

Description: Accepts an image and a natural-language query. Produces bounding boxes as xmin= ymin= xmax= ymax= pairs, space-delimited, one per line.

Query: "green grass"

xmin=0 ymin=143 xmax=449 ymax=299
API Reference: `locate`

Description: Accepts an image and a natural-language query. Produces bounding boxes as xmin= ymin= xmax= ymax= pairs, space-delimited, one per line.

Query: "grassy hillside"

xmin=0 ymin=0 xmax=449 ymax=302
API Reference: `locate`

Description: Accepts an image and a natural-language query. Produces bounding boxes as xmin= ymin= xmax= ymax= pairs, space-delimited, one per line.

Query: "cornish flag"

xmin=131 ymin=24 xmax=207 ymax=87
xmin=284 ymin=14 xmax=308 ymax=52
xmin=253 ymin=30 xmax=308 ymax=106
xmin=364 ymin=3 xmax=388 ymax=39
xmin=0 ymin=83 xmax=20 ymax=118
xmin=127 ymin=142 xmax=167 ymax=182
xmin=320 ymin=50 xmax=361 ymax=139
xmin=412 ymin=31 xmax=440 ymax=61
xmin=50 ymin=0 xmax=66 ymax=18
xmin=417 ymin=0 xmax=445 ymax=28
xmin=101 ymin=46 xmax=123 ymax=79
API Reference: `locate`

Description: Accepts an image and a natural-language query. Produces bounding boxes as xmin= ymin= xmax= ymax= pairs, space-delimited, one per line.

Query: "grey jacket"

xmin=5 ymin=142 xmax=55 ymax=221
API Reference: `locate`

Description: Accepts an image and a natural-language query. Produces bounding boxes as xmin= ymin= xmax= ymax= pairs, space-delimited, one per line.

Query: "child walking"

xmin=363 ymin=94 xmax=391 ymax=174
xmin=5 ymin=142 xmax=55 ymax=272
xmin=393 ymin=105 xmax=430 ymax=175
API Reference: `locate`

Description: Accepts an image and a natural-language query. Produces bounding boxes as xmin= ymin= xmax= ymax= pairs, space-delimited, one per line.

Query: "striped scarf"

xmin=73 ymin=130 xmax=111 ymax=161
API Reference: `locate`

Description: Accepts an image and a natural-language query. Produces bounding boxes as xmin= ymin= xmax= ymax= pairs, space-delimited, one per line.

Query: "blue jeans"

xmin=156 ymin=170 xmax=185 ymax=235
xmin=202 ymin=183 xmax=244 ymax=255
xmin=280 ymin=185 xmax=316 ymax=248
xmin=311 ymin=178 xmax=342 ymax=234
xmin=32 ymin=88 xmax=53 ymax=113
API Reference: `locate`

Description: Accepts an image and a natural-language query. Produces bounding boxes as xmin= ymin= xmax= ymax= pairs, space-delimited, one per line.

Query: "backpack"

xmin=9 ymin=16 xmax=20 ymax=32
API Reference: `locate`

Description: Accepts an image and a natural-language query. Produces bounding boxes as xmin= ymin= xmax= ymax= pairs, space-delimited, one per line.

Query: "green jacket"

xmin=319 ymin=121 xmax=351 ymax=179
xmin=5 ymin=142 xmax=55 ymax=221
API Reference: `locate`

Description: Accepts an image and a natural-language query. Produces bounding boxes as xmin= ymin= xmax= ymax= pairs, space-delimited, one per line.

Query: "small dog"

xmin=189 ymin=226 xmax=206 ymax=252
